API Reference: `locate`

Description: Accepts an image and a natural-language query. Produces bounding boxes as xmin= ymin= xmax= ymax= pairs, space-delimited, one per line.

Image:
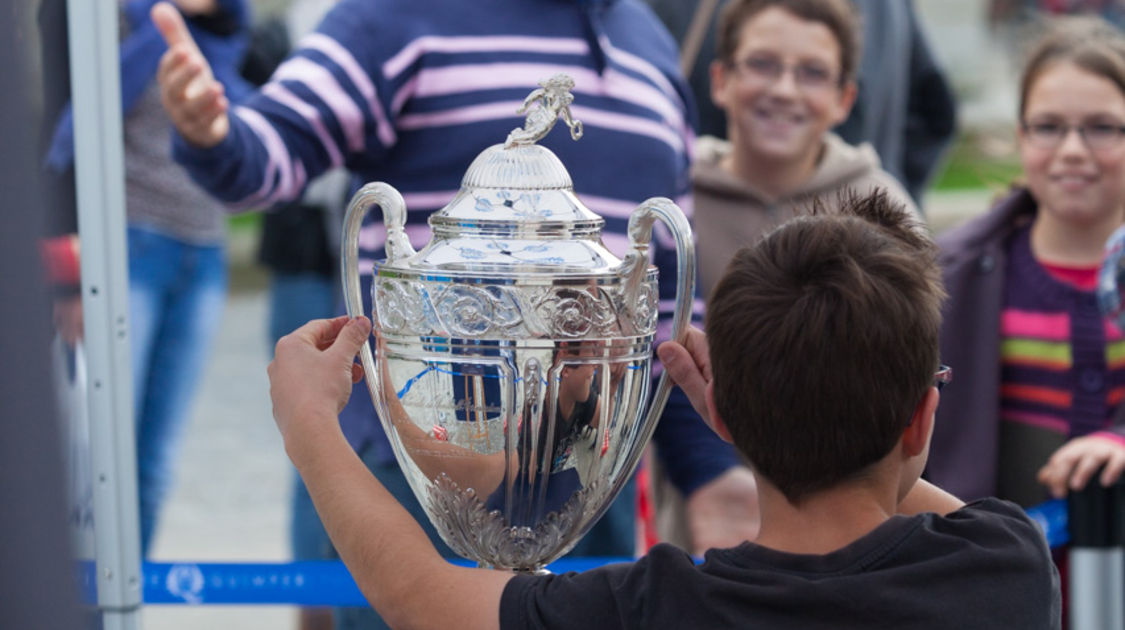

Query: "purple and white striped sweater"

xmin=176 ymin=0 xmax=694 ymax=255
xmin=174 ymin=0 xmax=737 ymax=492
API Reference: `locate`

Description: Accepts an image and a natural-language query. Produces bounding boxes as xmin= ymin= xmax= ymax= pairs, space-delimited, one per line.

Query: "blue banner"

xmin=78 ymin=556 xmax=630 ymax=606
xmin=76 ymin=501 xmax=1069 ymax=606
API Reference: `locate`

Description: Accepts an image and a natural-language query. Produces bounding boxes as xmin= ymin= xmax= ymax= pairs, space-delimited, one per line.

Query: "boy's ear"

xmin=831 ymin=79 xmax=859 ymax=126
xmin=710 ymin=59 xmax=730 ymax=110
xmin=902 ymin=387 xmax=939 ymax=457
xmin=704 ymin=382 xmax=735 ymax=443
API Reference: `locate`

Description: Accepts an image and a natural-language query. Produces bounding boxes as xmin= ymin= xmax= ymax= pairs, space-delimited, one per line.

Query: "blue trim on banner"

xmin=78 ymin=557 xmax=631 ymax=606
xmin=1026 ymin=498 xmax=1069 ymax=548
xmin=75 ymin=501 xmax=1068 ymax=606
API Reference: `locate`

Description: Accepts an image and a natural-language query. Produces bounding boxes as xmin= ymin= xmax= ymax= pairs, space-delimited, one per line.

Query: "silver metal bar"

xmin=65 ymin=0 xmax=142 ymax=626
xmin=1070 ymin=548 xmax=1125 ymax=630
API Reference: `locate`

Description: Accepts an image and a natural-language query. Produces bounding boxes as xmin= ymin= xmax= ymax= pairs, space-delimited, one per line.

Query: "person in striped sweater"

xmin=930 ymin=16 xmax=1125 ymax=508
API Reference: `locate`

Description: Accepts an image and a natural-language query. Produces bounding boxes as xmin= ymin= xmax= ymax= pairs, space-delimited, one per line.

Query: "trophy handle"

xmin=622 ymin=196 xmax=696 ymax=460
xmin=341 ymin=182 xmax=414 ymax=381
xmin=1098 ymin=224 xmax=1125 ymax=330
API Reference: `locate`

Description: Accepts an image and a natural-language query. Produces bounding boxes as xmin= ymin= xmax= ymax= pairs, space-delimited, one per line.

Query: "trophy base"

xmin=480 ymin=563 xmax=551 ymax=576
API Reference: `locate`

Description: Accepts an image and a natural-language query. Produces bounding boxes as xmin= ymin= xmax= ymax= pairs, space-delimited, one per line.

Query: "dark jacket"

xmin=930 ymin=188 xmax=1125 ymax=501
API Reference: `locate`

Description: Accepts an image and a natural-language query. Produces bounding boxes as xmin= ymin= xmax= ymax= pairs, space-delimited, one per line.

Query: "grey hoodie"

xmin=692 ymin=133 xmax=917 ymax=299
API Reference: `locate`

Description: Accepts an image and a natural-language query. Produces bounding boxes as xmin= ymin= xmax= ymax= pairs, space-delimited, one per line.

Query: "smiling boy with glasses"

xmin=654 ymin=0 xmax=924 ymax=554
xmin=690 ymin=0 xmax=918 ymax=302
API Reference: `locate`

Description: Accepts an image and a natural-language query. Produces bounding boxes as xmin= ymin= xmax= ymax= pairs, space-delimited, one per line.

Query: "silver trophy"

xmin=341 ymin=74 xmax=695 ymax=572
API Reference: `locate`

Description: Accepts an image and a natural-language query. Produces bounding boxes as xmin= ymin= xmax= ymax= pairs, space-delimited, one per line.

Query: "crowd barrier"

xmin=79 ymin=556 xmax=625 ymax=607
xmin=76 ymin=499 xmax=1080 ymax=608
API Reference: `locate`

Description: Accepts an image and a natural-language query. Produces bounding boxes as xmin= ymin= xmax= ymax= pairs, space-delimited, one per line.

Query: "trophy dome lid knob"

xmin=461 ymin=144 xmax=573 ymax=191
xmin=460 ymin=73 xmax=585 ymax=192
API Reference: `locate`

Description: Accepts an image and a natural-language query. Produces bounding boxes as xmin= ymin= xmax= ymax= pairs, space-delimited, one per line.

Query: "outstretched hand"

xmin=170 ymin=0 xmax=218 ymax=16
xmin=152 ymin=1 xmax=230 ymax=148
xmin=268 ymin=316 xmax=370 ymax=451
xmin=656 ymin=326 xmax=712 ymax=423
xmin=1037 ymin=434 xmax=1125 ymax=498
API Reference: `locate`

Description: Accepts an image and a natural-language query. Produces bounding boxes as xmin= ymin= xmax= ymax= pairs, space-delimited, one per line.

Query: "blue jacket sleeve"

xmin=647 ymin=210 xmax=740 ymax=496
xmin=171 ymin=113 xmax=271 ymax=204
xmin=45 ymin=0 xmax=252 ymax=172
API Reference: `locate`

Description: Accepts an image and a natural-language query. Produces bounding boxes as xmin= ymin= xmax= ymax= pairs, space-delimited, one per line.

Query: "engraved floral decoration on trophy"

xmin=533 ymin=286 xmax=618 ymax=339
xmin=434 ymin=285 xmax=523 ymax=337
xmin=484 ymin=240 xmax=564 ymax=266
xmin=426 ymin=473 xmax=602 ymax=570
xmin=373 ymin=278 xmax=655 ymax=340
xmin=473 ymin=191 xmax=554 ymax=221
xmin=372 ymin=279 xmax=429 ymax=333
xmin=450 ymin=239 xmax=568 ymax=267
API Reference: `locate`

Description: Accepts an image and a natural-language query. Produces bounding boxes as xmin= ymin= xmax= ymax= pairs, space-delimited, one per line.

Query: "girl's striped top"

xmin=997 ymin=224 xmax=1125 ymax=505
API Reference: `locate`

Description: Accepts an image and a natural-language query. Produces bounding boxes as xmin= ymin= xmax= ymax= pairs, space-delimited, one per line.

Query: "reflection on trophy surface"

xmin=342 ymin=74 xmax=695 ymax=572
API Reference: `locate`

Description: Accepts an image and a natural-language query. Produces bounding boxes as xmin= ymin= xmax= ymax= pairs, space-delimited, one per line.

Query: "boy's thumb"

xmin=333 ymin=316 xmax=372 ymax=359
xmin=151 ymin=2 xmax=198 ymax=51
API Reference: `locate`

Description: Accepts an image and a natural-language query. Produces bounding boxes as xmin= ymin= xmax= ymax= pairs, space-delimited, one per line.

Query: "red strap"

xmin=40 ymin=234 xmax=81 ymax=287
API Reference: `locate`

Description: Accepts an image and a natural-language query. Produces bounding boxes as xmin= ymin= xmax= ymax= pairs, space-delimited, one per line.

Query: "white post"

xmin=65 ymin=0 xmax=143 ymax=627
xmin=1070 ymin=548 xmax=1125 ymax=630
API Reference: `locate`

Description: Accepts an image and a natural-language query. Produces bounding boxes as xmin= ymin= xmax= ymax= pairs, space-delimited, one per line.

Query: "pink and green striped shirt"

xmin=997 ymin=225 xmax=1125 ymax=505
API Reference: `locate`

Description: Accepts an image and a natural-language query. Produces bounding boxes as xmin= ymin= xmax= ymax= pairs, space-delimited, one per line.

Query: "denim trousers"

xmin=266 ymin=271 xmax=340 ymax=561
xmin=128 ymin=226 xmax=226 ymax=555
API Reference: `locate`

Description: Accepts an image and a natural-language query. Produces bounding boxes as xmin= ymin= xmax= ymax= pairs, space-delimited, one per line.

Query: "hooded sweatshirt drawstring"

xmin=576 ymin=0 xmax=609 ymax=75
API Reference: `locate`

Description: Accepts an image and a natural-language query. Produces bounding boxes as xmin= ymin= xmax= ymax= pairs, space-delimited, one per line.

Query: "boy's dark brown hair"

xmin=1018 ymin=15 xmax=1125 ymax=118
xmin=716 ymin=0 xmax=861 ymax=84
xmin=706 ymin=190 xmax=944 ymax=504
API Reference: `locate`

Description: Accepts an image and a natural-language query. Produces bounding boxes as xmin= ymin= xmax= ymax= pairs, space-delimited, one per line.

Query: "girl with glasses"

xmin=930 ymin=16 xmax=1125 ymax=510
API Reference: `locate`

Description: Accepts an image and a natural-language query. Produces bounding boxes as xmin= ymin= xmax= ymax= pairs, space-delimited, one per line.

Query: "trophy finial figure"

xmin=505 ymin=73 xmax=584 ymax=148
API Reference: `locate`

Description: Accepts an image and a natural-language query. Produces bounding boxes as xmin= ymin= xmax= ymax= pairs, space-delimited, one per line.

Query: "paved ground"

xmin=141 ymin=288 xmax=299 ymax=630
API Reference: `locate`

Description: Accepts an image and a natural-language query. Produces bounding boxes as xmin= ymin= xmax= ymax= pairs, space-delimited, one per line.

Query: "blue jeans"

xmin=267 ymin=272 xmax=339 ymax=348
xmin=128 ymin=226 xmax=226 ymax=555
xmin=266 ymin=272 xmax=340 ymax=561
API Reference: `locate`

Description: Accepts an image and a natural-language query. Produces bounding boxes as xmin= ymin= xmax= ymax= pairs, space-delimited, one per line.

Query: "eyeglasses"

xmin=1021 ymin=120 xmax=1125 ymax=151
xmin=729 ymin=54 xmax=838 ymax=91
xmin=906 ymin=365 xmax=953 ymax=427
xmin=934 ymin=364 xmax=953 ymax=392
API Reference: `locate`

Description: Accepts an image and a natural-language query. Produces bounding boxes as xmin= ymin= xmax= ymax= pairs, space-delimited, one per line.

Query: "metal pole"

xmin=1068 ymin=479 xmax=1125 ymax=630
xmin=1070 ymin=548 xmax=1125 ymax=630
xmin=65 ymin=0 xmax=143 ymax=627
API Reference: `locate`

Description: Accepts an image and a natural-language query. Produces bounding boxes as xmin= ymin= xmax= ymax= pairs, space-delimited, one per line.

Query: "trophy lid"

xmin=427 ymin=74 xmax=603 ymax=232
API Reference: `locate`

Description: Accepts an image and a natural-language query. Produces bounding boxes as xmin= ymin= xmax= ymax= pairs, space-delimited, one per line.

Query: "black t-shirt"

xmin=500 ymin=498 xmax=1060 ymax=629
